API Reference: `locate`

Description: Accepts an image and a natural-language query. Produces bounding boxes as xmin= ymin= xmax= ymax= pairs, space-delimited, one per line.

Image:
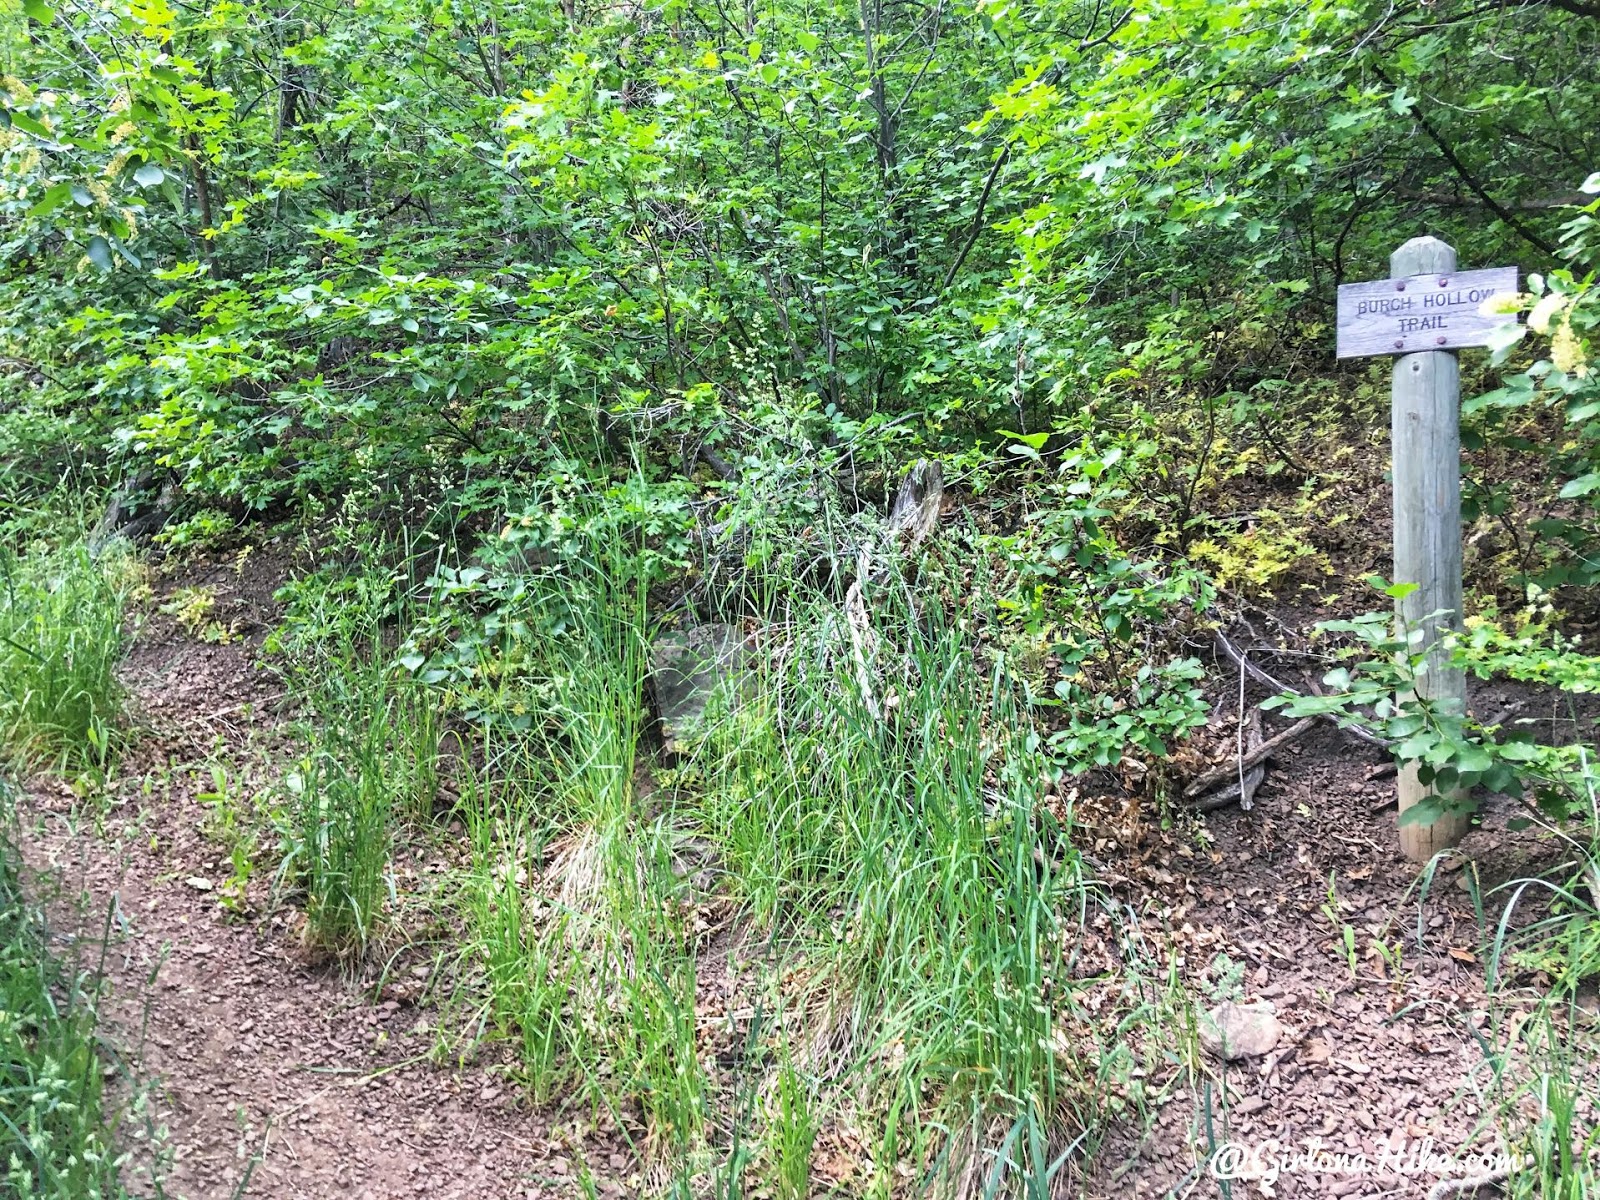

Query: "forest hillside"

xmin=1 ymin=0 xmax=1598 ymax=1196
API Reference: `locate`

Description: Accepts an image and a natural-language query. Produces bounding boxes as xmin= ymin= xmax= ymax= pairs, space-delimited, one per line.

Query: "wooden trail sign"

xmin=1339 ymin=238 xmax=1518 ymax=862
xmin=1337 ymin=265 xmax=1517 ymax=359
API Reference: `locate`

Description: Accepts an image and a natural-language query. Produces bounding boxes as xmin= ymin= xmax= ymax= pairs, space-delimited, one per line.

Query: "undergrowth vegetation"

xmin=0 ymin=530 xmax=134 ymax=1197
xmin=0 ymin=785 xmax=128 ymax=1200
xmin=263 ymin=561 xmax=445 ymax=956
xmin=274 ymin=523 xmax=1177 ymax=1193
xmin=2 ymin=0 xmax=1600 ymax=1189
xmin=1470 ymin=769 xmax=1600 ymax=1199
xmin=0 ymin=540 xmax=129 ymax=776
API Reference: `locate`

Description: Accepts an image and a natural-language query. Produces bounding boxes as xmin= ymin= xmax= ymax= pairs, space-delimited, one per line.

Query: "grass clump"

xmin=1468 ymin=782 xmax=1600 ymax=1199
xmin=0 ymin=542 xmax=129 ymax=774
xmin=271 ymin=562 xmax=445 ymax=958
xmin=682 ymin=568 xmax=1096 ymax=1192
xmin=442 ymin=528 xmax=1144 ymax=1195
xmin=0 ymin=780 xmax=130 ymax=1199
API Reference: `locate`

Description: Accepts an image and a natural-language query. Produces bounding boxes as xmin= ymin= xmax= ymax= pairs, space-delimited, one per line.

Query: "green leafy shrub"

xmin=1268 ymin=593 xmax=1599 ymax=827
xmin=984 ymin=442 xmax=1213 ymax=772
xmin=1470 ymin=177 xmax=1600 ymax=589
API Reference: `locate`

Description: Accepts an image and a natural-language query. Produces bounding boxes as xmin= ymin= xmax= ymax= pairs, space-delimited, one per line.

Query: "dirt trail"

xmin=27 ymin=803 xmax=537 ymax=1199
xmin=20 ymin=558 xmax=624 ymax=1200
xmin=1081 ymin=704 xmax=1594 ymax=1197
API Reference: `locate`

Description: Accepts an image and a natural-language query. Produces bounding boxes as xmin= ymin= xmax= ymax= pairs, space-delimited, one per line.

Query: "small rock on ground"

xmin=1200 ymin=1001 xmax=1282 ymax=1061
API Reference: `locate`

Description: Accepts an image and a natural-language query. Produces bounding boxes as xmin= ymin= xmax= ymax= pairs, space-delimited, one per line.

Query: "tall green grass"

xmin=0 ymin=778 xmax=130 ymax=1199
xmin=0 ymin=502 xmax=132 ymax=1192
xmin=448 ymin=533 xmax=1128 ymax=1195
xmin=1467 ymin=767 xmax=1600 ymax=1199
xmin=683 ymin=570 xmax=1092 ymax=1193
xmin=452 ymin=541 xmax=706 ymax=1143
xmin=271 ymin=563 xmax=444 ymax=957
xmin=0 ymin=542 xmax=128 ymax=773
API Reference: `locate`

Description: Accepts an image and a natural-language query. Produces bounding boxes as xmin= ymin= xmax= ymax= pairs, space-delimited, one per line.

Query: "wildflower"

xmin=1528 ymin=291 xmax=1567 ymax=335
xmin=1550 ymin=319 xmax=1587 ymax=377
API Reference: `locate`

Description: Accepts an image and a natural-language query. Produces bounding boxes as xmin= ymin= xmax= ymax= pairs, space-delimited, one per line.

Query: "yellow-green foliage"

xmin=1189 ymin=490 xmax=1338 ymax=594
xmin=159 ymin=586 xmax=236 ymax=644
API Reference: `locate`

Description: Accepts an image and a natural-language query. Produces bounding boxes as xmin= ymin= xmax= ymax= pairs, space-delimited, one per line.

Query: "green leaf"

xmin=1558 ymin=472 xmax=1600 ymax=500
xmin=28 ymin=182 xmax=72 ymax=217
xmin=9 ymin=110 xmax=48 ymax=138
xmin=1581 ymin=173 xmax=1600 ymax=196
xmin=70 ymin=183 xmax=94 ymax=207
xmin=1398 ymin=796 xmax=1446 ymax=827
xmin=85 ymin=236 xmax=113 ymax=272
xmin=1386 ymin=713 xmax=1425 ymax=738
xmin=1394 ymin=732 xmax=1437 ymax=761
xmin=133 ymin=163 xmax=166 ymax=188
xmin=998 ymin=429 xmax=1048 ymax=450
xmin=22 ymin=0 xmax=54 ymax=22
xmin=1365 ymin=574 xmax=1417 ymax=601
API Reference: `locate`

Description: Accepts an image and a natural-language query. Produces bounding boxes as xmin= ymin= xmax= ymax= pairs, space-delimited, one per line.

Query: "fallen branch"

xmin=1194 ymin=704 xmax=1268 ymax=811
xmin=1195 ymin=765 xmax=1265 ymax=812
xmin=1185 ymin=714 xmax=1315 ymax=799
xmin=1211 ymin=630 xmax=1391 ymax=751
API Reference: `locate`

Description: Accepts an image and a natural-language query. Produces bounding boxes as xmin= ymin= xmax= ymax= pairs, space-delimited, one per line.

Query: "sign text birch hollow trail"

xmin=1334 ymin=236 xmax=1517 ymax=861
xmin=1336 ymin=265 xmax=1517 ymax=359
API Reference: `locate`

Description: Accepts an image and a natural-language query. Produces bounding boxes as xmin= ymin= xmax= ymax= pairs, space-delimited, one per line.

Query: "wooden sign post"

xmin=1336 ymin=237 xmax=1517 ymax=862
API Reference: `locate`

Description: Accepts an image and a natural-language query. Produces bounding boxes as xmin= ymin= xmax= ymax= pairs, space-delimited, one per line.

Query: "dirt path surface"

xmin=1080 ymin=698 xmax=1594 ymax=1198
xmin=19 ymin=557 xmax=628 ymax=1200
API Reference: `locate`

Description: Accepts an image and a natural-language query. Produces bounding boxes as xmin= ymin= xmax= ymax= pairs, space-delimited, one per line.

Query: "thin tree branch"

xmin=1373 ymin=66 xmax=1559 ymax=256
xmin=940 ymin=145 xmax=1009 ymax=293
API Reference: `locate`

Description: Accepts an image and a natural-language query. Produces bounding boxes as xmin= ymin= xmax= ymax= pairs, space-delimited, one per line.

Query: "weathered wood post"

xmin=1337 ymin=237 xmax=1518 ymax=861
xmin=1388 ymin=236 xmax=1470 ymax=861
